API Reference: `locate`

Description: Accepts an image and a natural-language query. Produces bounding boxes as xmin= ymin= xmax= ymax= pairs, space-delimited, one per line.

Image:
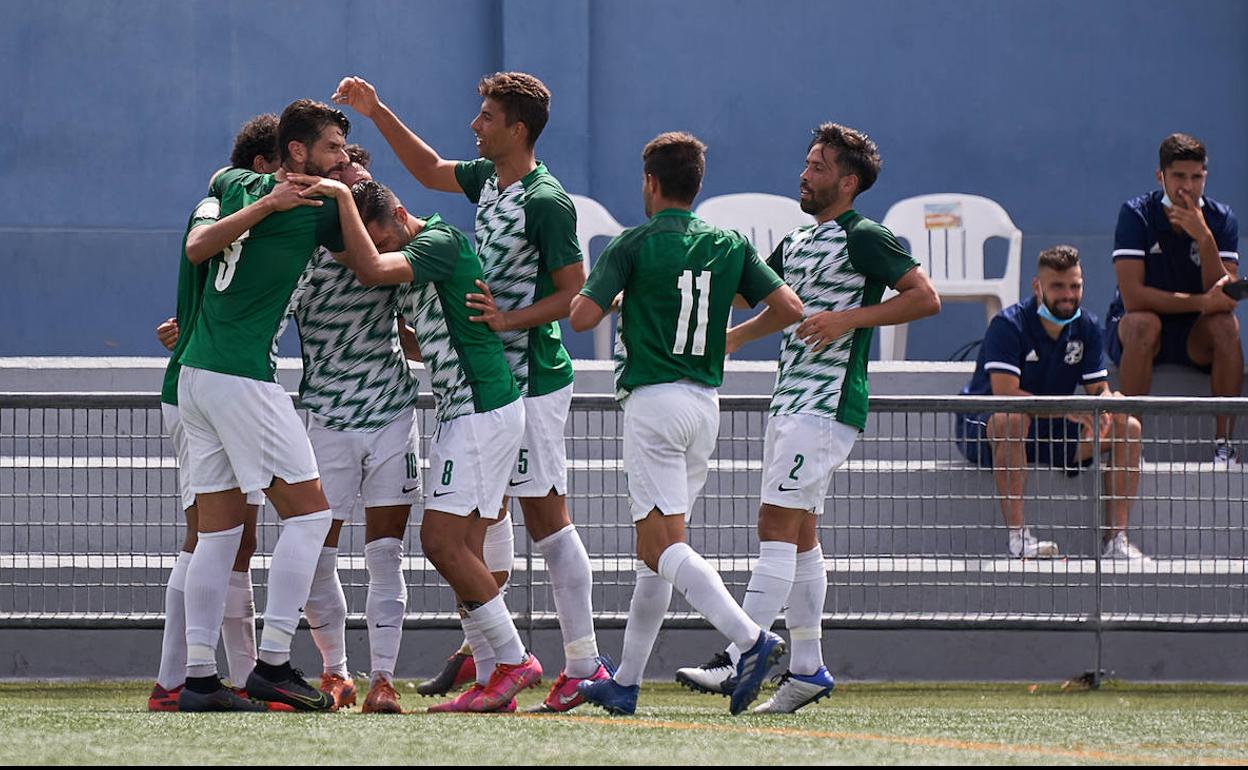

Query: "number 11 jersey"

xmin=579 ymin=208 xmax=782 ymax=398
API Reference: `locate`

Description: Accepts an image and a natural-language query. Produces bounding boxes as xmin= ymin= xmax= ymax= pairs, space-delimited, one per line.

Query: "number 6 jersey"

xmin=579 ymin=208 xmax=782 ymax=398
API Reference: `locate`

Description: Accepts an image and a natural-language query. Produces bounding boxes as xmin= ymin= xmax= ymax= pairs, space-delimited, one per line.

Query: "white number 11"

xmin=673 ymin=270 xmax=711 ymax=356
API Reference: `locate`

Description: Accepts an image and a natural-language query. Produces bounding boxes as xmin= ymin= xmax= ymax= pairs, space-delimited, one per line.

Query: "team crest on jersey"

xmin=1064 ymin=341 xmax=1084 ymax=365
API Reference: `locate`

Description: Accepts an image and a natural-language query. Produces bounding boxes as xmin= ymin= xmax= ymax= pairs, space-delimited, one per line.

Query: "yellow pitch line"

xmin=513 ymin=712 xmax=1248 ymax=766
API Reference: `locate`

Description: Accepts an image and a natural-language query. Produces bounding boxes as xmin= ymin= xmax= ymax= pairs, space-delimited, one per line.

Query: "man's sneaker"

xmin=1214 ymin=440 xmax=1239 ymax=467
xmin=245 ymin=662 xmax=334 ymax=712
xmin=468 ymin=653 xmax=543 ymax=712
xmin=1008 ymin=527 xmax=1059 ymax=559
xmin=526 ymin=659 xmax=613 ymax=713
xmin=1102 ymin=531 xmax=1150 ymax=562
xmin=177 ymin=679 xmax=268 ymax=712
xmin=675 ymin=651 xmax=736 ymax=695
xmin=148 ymin=683 xmax=181 ymax=712
xmin=416 ymin=651 xmax=476 ymax=696
xmin=320 ymin=673 xmax=358 ymax=711
xmin=361 ymin=678 xmax=403 ymax=714
xmin=730 ymin=630 xmax=786 ymax=716
xmin=752 ymin=667 xmax=836 ymax=714
xmin=427 ymin=684 xmax=516 ymax=713
xmin=577 ymin=677 xmax=639 ymax=716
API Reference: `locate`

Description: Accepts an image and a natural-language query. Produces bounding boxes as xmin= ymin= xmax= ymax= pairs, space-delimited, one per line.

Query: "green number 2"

xmin=788 ymin=454 xmax=805 ymax=481
xmin=441 ymin=460 xmax=454 ymax=486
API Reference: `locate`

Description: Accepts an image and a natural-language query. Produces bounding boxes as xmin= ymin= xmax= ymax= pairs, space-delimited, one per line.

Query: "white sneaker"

xmin=1213 ymin=441 xmax=1239 ymax=468
xmin=1008 ymin=527 xmax=1059 ymax=559
xmin=674 ymin=652 xmax=736 ymax=695
xmin=1102 ymin=531 xmax=1149 ymax=562
xmin=752 ymin=667 xmax=835 ymax=714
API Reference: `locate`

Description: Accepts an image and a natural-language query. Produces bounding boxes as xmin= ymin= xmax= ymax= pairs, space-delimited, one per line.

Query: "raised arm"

xmin=332 ymin=76 xmax=462 ymax=194
xmin=185 ymin=182 xmax=321 ymax=264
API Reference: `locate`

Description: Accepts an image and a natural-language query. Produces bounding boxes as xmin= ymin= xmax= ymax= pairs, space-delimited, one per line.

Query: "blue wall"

xmin=2 ymin=0 xmax=1246 ymax=360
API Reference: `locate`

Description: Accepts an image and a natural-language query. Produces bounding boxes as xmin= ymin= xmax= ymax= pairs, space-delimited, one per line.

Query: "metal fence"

xmin=2 ymin=392 xmax=1246 ymax=653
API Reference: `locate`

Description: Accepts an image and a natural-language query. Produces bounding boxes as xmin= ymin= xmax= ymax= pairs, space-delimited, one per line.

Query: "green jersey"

xmin=159 ymin=197 xmax=217 ymax=406
xmin=291 ymin=248 xmax=419 ymax=432
xmin=768 ymin=210 xmax=919 ymax=429
xmin=179 ymin=169 xmax=344 ymax=382
xmin=454 ymin=159 xmax=580 ymax=397
xmin=399 ymin=214 xmax=520 ymax=422
xmin=580 ymin=208 xmax=783 ymax=398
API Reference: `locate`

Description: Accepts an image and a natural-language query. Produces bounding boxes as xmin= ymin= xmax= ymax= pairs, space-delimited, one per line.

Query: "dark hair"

xmin=277 ymin=99 xmax=351 ymax=164
xmin=642 ymin=131 xmax=707 ymax=204
xmin=478 ymin=71 xmax=551 ymax=147
xmin=1037 ymin=244 xmax=1080 ymax=272
xmin=230 ymin=114 xmax=278 ymax=170
xmin=345 ymin=144 xmax=371 ymax=169
xmin=1159 ymin=133 xmax=1207 ymax=170
xmin=352 ymin=180 xmax=398 ymax=227
xmin=808 ymin=123 xmax=881 ymax=196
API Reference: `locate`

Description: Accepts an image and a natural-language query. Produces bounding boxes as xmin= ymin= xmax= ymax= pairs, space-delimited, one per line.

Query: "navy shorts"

xmin=955 ymin=413 xmax=1092 ymax=474
xmin=1106 ymin=312 xmax=1203 ymax=370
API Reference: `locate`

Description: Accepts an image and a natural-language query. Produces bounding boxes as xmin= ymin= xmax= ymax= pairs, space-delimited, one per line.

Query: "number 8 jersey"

xmin=579 ymin=208 xmax=783 ymax=398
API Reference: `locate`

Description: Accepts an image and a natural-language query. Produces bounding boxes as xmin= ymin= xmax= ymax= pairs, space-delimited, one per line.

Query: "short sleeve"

xmin=401 ymin=227 xmax=460 ymax=285
xmin=454 ymin=159 xmax=495 ymax=204
xmin=189 ymin=197 xmax=220 ymax=230
xmin=523 ymin=185 xmax=583 ymax=272
xmin=579 ymin=232 xmax=634 ymax=311
xmin=1215 ymin=209 xmax=1240 ymax=263
xmin=765 ymin=240 xmax=785 ymax=279
xmin=315 ymin=196 xmax=345 ymax=253
xmin=208 ymin=167 xmax=257 ymax=199
xmin=846 ymin=222 xmax=920 ymax=288
xmin=981 ymin=315 xmax=1024 ymax=379
xmin=1080 ymin=321 xmax=1108 ymax=385
xmin=1112 ymin=202 xmax=1148 ymax=260
xmin=736 ymin=245 xmax=784 ymax=307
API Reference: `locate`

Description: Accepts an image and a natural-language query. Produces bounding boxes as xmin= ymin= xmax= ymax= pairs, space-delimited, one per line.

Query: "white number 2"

xmin=214 ymin=230 xmax=250 ymax=291
xmin=673 ymin=270 xmax=711 ymax=356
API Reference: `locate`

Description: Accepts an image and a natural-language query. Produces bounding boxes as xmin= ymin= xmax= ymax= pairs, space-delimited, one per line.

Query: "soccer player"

xmin=957 ymin=246 xmax=1145 ymax=561
xmin=149 ymin=114 xmax=314 ymax=711
xmin=332 ymin=74 xmax=606 ymax=711
xmin=568 ymin=132 xmax=804 ymax=716
xmin=174 ymin=99 xmax=353 ymax=712
xmin=293 ymin=172 xmax=542 ymax=712
xmin=1106 ymin=133 xmax=1241 ymax=463
xmin=674 ymin=124 xmax=941 ymax=713
xmin=289 ymin=152 xmax=421 ymax=714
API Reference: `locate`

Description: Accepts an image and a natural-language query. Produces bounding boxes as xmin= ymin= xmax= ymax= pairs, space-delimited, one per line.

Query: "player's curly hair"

xmin=808 ymin=123 xmax=881 ymax=197
xmin=642 ymin=131 xmax=706 ymax=204
xmin=277 ymin=99 xmax=351 ymax=165
xmin=1037 ymin=244 xmax=1080 ymax=272
xmin=1159 ymin=133 xmax=1206 ymax=170
xmin=346 ymin=144 xmax=371 ymax=169
xmin=478 ymin=71 xmax=551 ymax=147
xmin=229 ymin=114 xmax=278 ymax=170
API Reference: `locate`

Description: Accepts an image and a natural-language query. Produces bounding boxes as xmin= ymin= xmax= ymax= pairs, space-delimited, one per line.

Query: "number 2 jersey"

xmin=179 ymin=169 xmax=344 ymax=383
xmin=579 ymin=208 xmax=783 ymax=399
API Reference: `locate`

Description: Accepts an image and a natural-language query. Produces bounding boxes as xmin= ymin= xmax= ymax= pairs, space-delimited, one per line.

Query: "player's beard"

xmin=303 ymin=158 xmax=343 ymax=178
xmin=799 ymin=183 xmax=835 ymax=216
xmin=1040 ymin=289 xmax=1080 ymax=320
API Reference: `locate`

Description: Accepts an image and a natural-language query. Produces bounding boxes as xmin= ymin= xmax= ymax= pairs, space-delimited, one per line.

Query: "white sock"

xmin=786 ymin=545 xmax=827 ymax=675
xmin=258 ymin=509 xmax=332 ymax=666
xmin=483 ymin=516 xmax=514 ymax=574
xmin=462 ymin=613 xmax=495 ymax=686
xmin=221 ymin=570 xmax=257 ymax=684
xmin=156 ymin=550 xmax=192 ymax=690
xmin=726 ymin=540 xmax=797 ymax=664
xmin=535 ymin=524 xmax=599 ymax=678
xmin=185 ymin=526 xmax=243 ymax=678
xmin=364 ymin=538 xmax=405 ymax=682
xmin=303 ymin=546 xmax=349 ymax=677
xmin=467 ymin=594 xmax=525 ymax=666
xmin=614 ymin=563 xmax=672 ymax=688
xmin=657 ymin=542 xmax=759 ymax=652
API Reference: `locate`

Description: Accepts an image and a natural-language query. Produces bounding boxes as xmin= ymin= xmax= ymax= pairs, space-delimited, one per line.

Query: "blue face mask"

xmin=1037 ymin=300 xmax=1081 ymax=327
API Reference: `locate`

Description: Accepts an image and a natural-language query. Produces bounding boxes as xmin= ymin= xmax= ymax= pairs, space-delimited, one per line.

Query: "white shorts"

xmin=622 ymin=381 xmax=719 ymax=522
xmin=176 ymin=366 xmax=320 ymax=497
xmin=508 ymin=384 xmax=571 ymax=498
xmin=759 ymin=413 xmax=858 ymax=515
xmin=307 ymin=406 xmax=422 ymax=521
xmin=161 ymin=403 xmax=263 ymax=510
xmin=426 ymin=398 xmax=525 ymax=519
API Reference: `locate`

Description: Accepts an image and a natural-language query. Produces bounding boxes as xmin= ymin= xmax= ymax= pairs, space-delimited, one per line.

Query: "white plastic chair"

xmin=876 ymin=193 xmax=1022 ymax=361
xmin=694 ymin=193 xmax=814 ymax=257
xmin=570 ymin=194 xmax=625 ymax=359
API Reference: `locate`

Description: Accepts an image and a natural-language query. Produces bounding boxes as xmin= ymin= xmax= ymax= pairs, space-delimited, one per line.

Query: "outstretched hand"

xmin=332 ymin=76 xmax=381 ymax=118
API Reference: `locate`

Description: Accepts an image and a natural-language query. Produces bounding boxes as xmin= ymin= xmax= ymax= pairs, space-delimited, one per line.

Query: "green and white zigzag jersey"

xmin=290 ymin=248 xmax=418 ymax=432
xmin=455 ymin=159 xmax=580 ymax=397
xmin=400 ymin=214 xmax=519 ymax=423
xmin=768 ymin=210 xmax=918 ymax=429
